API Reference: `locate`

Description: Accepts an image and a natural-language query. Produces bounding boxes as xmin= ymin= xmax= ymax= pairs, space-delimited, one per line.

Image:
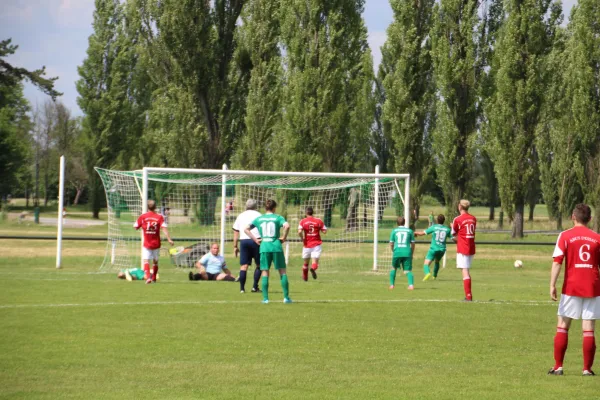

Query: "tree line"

xmin=1 ymin=0 xmax=599 ymax=237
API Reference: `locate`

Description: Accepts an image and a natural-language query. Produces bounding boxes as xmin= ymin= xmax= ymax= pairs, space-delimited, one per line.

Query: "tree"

xmin=277 ymin=0 xmax=375 ymax=173
xmin=381 ymin=0 xmax=435 ymax=219
xmin=486 ymin=0 xmax=561 ymax=238
xmin=0 ymin=39 xmax=61 ymax=100
xmin=231 ymin=0 xmax=282 ymax=170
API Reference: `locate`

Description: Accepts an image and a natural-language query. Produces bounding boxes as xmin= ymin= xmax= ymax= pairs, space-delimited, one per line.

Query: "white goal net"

xmin=95 ymin=167 xmax=410 ymax=273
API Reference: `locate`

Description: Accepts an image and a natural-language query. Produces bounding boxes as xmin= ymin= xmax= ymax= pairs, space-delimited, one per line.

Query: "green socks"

xmin=407 ymin=272 xmax=415 ymax=286
xmin=261 ymin=276 xmax=269 ymax=301
xmin=281 ymin=274 xmax=289 ymax=299
xmin=423 ymin=264 xmax=431 ymax=275
xmin=433 ymin=262 xmax=440 ymax=278
xmin=390 ymin=268 xmax=397 ymax=286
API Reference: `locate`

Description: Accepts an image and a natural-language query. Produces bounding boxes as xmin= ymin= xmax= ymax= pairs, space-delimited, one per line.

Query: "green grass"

xmin=1 ymin=238 xmax=598 ymax=399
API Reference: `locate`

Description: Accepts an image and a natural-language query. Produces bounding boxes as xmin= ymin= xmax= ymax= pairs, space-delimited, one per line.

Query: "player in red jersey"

xmin=548 ymin=204 xmax=600 ymax=376
xmin=452 ymin=199 xmax=476 ymax=301
xmin=298 ymin=207 xmax=327 ymax=281
xmin=134 ymin=200 xmax=174 ymax=284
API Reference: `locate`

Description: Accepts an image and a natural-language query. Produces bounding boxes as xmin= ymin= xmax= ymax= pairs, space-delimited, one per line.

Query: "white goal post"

xmin=96 ymin=165 xmax=410 ymax=272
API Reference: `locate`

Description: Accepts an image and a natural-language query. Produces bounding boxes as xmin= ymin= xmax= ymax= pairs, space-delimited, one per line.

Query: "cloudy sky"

xmin=0 ymin=0 xmax=577 ymax=116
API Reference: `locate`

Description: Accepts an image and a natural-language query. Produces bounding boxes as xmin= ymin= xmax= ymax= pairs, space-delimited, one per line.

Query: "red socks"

xmin=302 ymin=264 xmax=308 ymax=281
xmin=463 ymin=278 xmax=472 ymax=300
xmin=311 ymin=263 xmax=318 ymax=271
xmin=152 ymin=264 xmax=159 ymax=281
xmin=143 ymin=262 xmax=150 ymax=280
xmin=554 ymin=327 xmax=569 ymax=370
xmin=583 ymin=330 xmax=596 ymax=372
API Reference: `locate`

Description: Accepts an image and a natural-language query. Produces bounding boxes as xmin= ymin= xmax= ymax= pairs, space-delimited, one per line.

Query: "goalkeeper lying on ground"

xmin=189 ymin=243 xmax=236 ymax=282
xmin=117 ymin=268 xmax=158 ymax=281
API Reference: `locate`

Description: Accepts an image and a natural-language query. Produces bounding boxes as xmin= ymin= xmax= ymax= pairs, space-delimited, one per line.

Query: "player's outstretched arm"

xmin=414 ymin=231 xmax=427 ymax=237
xmin=162 ymin=226 xmax=174 ymax=246
xmin=550 ymin=261 xmax=562 ymax=301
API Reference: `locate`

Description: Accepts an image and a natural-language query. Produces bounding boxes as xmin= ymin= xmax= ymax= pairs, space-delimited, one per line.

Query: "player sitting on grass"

xmin=117 ymin=268 xmax=147 ymax=281
xmin=548 ymin=203 xmax=600 ymax=376
xmin=389 ymin=216 xmax=415 ymax=291
xmin=415 ymin=214 xmax=451 ymax=281
xmin=134 ymin=199 xmax=174 ymax=284
xmin=189 ymin=243 xmax=236 ymax=282
xmin=244 ymin=199 xmax=291 ymax=304
xmin=298 ymin=206 xmax=327 ymax=281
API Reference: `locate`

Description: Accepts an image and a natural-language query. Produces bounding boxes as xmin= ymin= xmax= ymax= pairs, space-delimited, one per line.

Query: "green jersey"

xmin=389 ymin=226 xmax=415 ymax=257
xmin=251 ymin=213 xmax=288 ymax=253
xmin=424 ymin=224 xmax=451 ymax=252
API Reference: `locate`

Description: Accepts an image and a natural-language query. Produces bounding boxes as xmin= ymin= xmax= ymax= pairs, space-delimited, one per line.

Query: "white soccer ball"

xmin=514 ymin=260 xmax=523 ymax=268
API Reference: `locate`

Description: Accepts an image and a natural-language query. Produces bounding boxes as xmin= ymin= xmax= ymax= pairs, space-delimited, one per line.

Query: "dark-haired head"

xmin=572 ymin=203 xmax=592 ymax=224
xmin=437 ymin=214 xmax=445 ymax=225
xmin=265 ymin=199 xmax=277 ymax=212
xmin=306 ymin=206 xmax=314 ymax=216
xmin=397 ymin=216 xmax=405 ymax=226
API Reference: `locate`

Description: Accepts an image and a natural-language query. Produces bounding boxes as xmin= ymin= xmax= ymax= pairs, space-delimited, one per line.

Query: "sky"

xmin=0 ymin=0 xmax=577 ymax=116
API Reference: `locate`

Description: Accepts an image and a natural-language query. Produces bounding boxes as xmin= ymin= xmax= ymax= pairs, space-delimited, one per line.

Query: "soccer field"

xmin=0 ymin=238 xmax=598 ymax=399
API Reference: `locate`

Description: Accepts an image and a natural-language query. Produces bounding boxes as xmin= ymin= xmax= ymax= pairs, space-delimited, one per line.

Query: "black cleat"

xmin=251 ymin=287 xmax=262 ymax=293
xmin=188 ymin=272 xmax=194 ymax=281
xmin=548 ymin=368 xmax=564 ymax=375
xmin=583 ymin=370 xmax=595 ymax=376
xmin=310 ymin=268 xmax=317 ymax=280
xmin=463 ymin=297 xmax=472 ymax=302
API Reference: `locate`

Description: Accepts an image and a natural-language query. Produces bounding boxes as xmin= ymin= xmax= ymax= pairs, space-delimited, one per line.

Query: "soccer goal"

xmin=95 ymin=166 xmax=410 ymax=272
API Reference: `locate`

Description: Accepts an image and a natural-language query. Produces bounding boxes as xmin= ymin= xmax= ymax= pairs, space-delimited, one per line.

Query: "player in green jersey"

xmin=389 ymin=216 xmax=416 ymax=290
xmin=415 ymin=214 xmax=451 ymax=281
xmin=117 ymin=268 xmax=147 ymax=281
xmin=244 ymin=199 xmax=291 ymax=304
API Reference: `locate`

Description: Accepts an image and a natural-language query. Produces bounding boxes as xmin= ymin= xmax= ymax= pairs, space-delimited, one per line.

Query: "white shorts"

xmin=456 ymin=254 xmax=473 ymax=269
xmin=302 ymin=245 xmax=322 ymax=260
xmin=558 ymin=295 xmax=600 ymax=320
xmin=142 ymin=247 xmax=160 ymax=261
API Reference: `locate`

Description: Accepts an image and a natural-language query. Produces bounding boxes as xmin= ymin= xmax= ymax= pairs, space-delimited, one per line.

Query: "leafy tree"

xmin=381 ymin=0 xmax=435 ymax=219
xmin=278 ymin=0 xmax=375 ymax=173
xmin=486 ymin=0 xmax=561 ymax=238
xmin=0 ymin=39 xmax=61 ymax=100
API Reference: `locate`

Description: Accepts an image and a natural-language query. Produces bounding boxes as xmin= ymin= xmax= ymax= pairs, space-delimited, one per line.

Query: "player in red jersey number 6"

xmin=548 ymin=204 xmax=600 ymax=376
xmin=134 ymin=200 xmax=174 ymax=284
xmin=452 ymin=199 xmax=476 ymax=301
xmin=298 ymin=207 xmax=327 ymax=281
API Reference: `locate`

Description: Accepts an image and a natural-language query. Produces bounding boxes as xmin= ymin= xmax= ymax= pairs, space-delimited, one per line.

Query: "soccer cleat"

xmin=583 ymin=370 xmax=595 ymax=376
xmin=156 ymin=273 xmax=159 ymax=281
xmin=389 ymin=285 xmax=395 ymax=290
xmin=547 ymin=368 xmax=564 ymax=375
xmin=463 ymin=297 xmax=472 ymax=302
xmin=125 ymin=270 xmax=133 ymax=282
xmin=310 ymin=268 xmax=317 ymax=280
xmin=146 ymin=278 xmax=153 ymax=285
xmin=423 ymin=273 xmax=432 ymax=282
xmin=408 ymin=285 xmax=414 ymax=290
xmin=283 ymin=298 xmax=293 ymax=304
xmin=262 ymin=299 xmax=269 ymax=304
xmin=251 ymin=287 xmax=262 ymax=293
xmin=240 ymin=290 xmax=245 ymax=294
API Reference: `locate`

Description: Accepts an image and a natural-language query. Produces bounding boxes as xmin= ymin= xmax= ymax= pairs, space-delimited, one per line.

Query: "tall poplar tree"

xmin=278 ymin=0 xmax=375 ymax=173
xmin=381 ymin=0 xmax=435 ymax=218
xmin=487 ymin=0 xmax=561 ymax=237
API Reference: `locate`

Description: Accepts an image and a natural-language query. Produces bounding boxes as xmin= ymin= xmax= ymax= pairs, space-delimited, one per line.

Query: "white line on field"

xmin=0 ymin=298 xmax=556 ymax=309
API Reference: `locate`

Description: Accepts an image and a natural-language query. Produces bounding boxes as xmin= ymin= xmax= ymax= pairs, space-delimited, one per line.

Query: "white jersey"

xmin=233 ymin=210 xmax=261 ymax=240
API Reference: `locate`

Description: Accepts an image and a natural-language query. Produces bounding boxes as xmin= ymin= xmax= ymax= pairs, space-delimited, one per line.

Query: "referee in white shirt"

xmin=233 ymin=199 xmax=262 ymax=293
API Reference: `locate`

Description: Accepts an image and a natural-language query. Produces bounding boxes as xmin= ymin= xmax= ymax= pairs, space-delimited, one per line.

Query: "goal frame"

xmin=138 ymin=165 xmax=410 ymax=271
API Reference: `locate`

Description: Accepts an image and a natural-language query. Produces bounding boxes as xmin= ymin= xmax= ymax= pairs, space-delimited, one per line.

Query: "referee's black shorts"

xmin=240 ymin=239 xmax=260 ymax=267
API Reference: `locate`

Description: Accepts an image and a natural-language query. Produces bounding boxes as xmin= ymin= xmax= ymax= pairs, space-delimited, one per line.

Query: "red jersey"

xmin=553 ymin=225 xmax=600 ymax=297
xmin=452 ymin=213 xmax=476 ymax=255
xmin=298 ymin=216 xmax=327 ymax=248
xmin=134 ymin=212 xmax=167 ymax=250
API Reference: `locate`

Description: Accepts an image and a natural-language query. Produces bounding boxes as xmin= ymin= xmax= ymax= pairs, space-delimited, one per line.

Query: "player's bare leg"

xmin=310 ymin=257 xmax=318 ymax=280
xmin=279 ymin=268 xmax=292 ymax=303
xmin=462 ymin=268 xmax=472 ymax=301
xmin=549 ymin=316 xmax=572 ymax=375
xmin=582 ymin=319 xmax=596 ymax=375
xmin=302 ymin=258 xmax=309 ymax=281
xmin=216 ymin=273 xmax=236 ymax=282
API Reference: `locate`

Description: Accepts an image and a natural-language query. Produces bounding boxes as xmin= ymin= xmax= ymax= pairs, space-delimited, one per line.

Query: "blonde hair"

xmin=459 ymin=199 xmax=470 ymax=211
